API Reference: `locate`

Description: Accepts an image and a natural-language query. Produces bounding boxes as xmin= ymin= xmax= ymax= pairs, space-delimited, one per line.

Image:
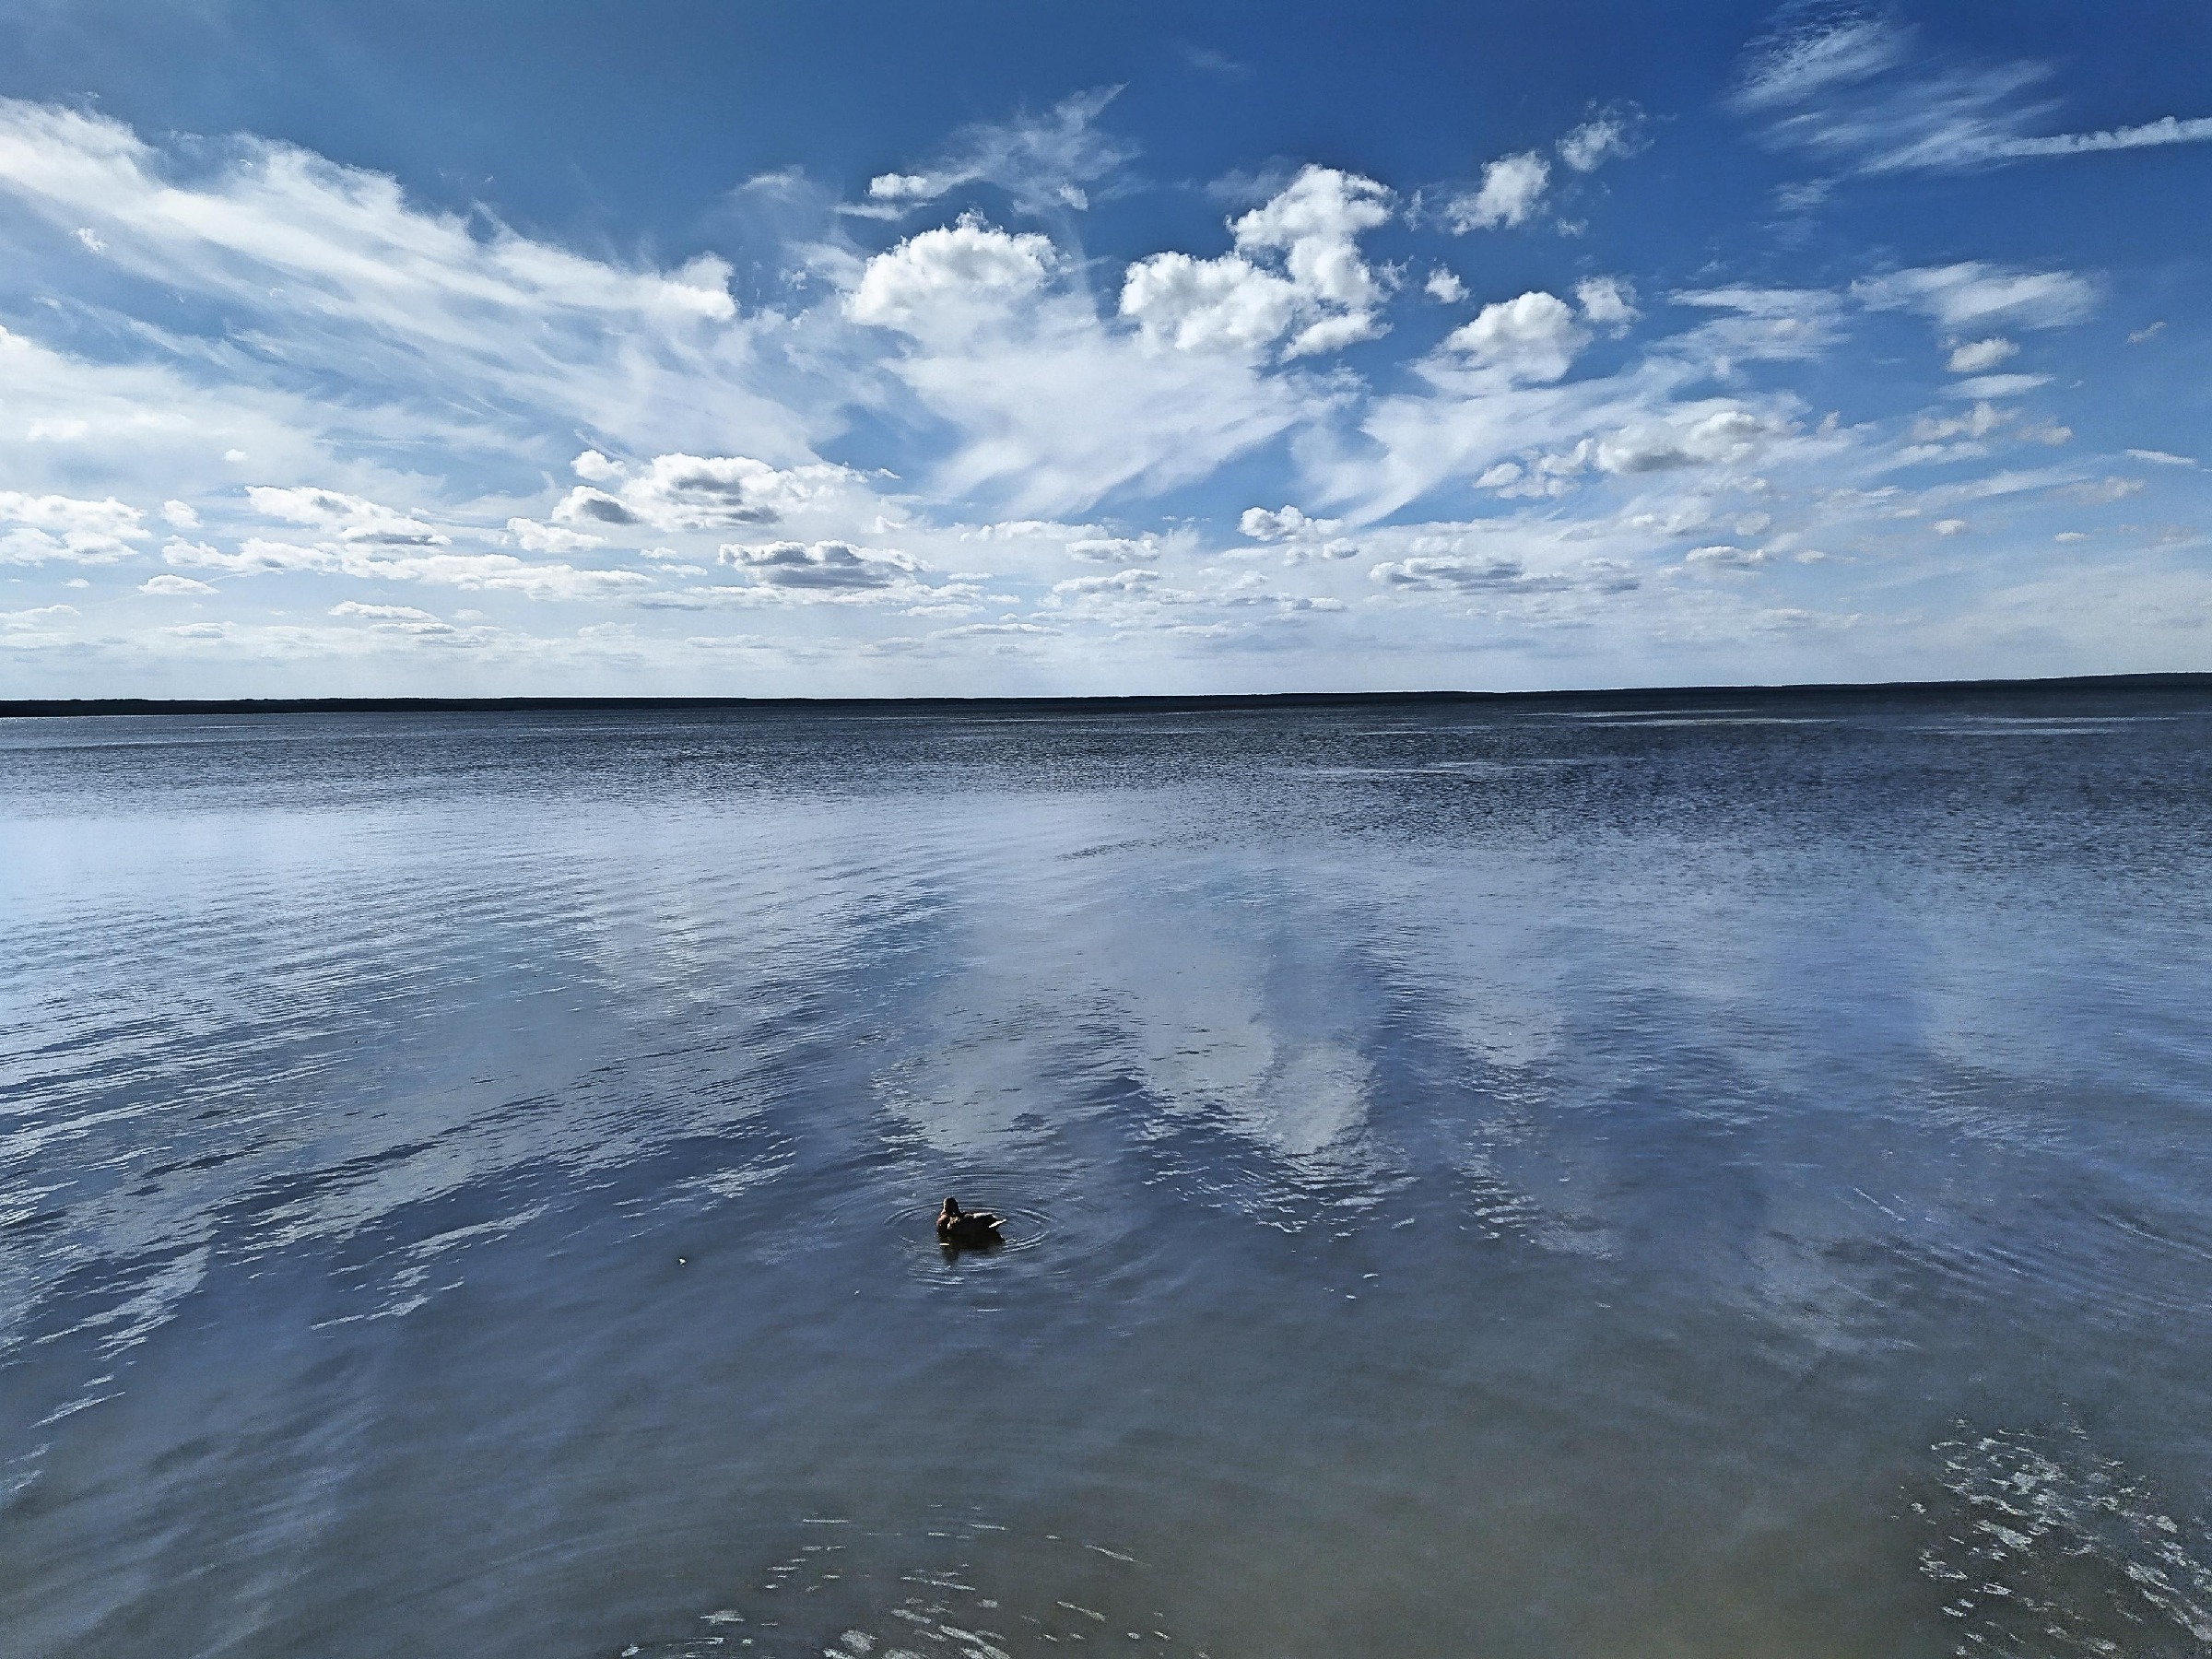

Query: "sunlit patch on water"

xmin=1915 ymin=1423 xmax=2212 ymax=1655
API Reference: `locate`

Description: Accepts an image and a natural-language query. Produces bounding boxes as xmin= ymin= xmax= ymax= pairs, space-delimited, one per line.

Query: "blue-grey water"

xmin=5 ymin=690 xmax=2212 ymax=1659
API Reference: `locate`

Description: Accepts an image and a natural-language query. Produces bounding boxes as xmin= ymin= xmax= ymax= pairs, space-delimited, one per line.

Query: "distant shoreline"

xmin=2 ymin=670 xmax=2208 ymax=720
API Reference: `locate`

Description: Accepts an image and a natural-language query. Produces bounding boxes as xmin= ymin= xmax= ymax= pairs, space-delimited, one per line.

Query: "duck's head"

xmin=940 ymin=1196 xmax=961 ymax=1218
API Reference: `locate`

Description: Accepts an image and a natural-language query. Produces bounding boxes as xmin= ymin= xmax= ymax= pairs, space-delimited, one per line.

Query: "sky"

xmin=0 ymin=0 xmax=2207 ymax=697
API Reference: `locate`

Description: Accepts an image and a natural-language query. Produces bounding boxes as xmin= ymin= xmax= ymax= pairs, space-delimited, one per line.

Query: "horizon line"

xmin=3 ymin=670 xmax=2209 ymax=720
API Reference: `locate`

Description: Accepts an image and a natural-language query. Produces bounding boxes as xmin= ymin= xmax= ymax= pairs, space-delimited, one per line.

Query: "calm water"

xmin=4 ymin=690 xmax=2212 ymax=1659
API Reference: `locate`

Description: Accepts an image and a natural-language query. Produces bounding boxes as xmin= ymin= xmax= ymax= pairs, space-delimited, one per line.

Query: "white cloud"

xmin=1933 ymin=518 xmax=1969 ymax=535
xmin=1448 ymin=152 xmax=1550 ymax=230
xmin=1909 ymin=400 xmax=2008 ymax=444
xmin=868 ymin=173 xmax=935 ymax=201
xmin=1946 ymin=336 xmax=2018 ymax=372
xmin=1119 ymin=251 xmax=1300 ymax=354
xmin=1 ymin=603 xmax=76 ymax=631
xmin=1369 ymin=554 xmax=1557 ymax=592
xmin=331 ymin=601 xmax=441 ymax=622
xmin=2126 ymin=449 xmax=2195 ymax=467
xmin=1669 ymin=286 xmax=1847 ymax=360
xmin=1424 ymin=268 xmax=1467 ymax=304
xmin=1559 ymin=112 xmax=1644 ymax=171
xmin=1240 ymin=505 xmax=1332 ymax=542
xmin=2063 ymin=476 xmax=2147 ymax=504
xmin=160 ymin=500 xmax=201 ymax=530
xmin=508 ymin=517 xmax=604 ymax=553
xmin=1946 ymin=372 xmax=2050 ymax=400
xmin=848 ymin=217 xmax=1057 ymax=335
xmin=550 ymin=451 xmax=870 ymax=532
xmin=1441 ymin=291 xmax=1586 ymax=382
xmin=718 ymin=539 xmax=921 ymax=591
xmin=1064 ymin=535 xmax=1159 ymax=563
xmin=1683 ymin=544 xmax=1769 ymax=570
xmin=1575 ymin=276 xmax=1639 ymax=329
xmin=1991 ymin=114 xmax=2212 ymax=159
xmin=1733 ymin=16 xmax=1910 ymax=112
xmin=1121 ymin=165 xmax=1394 ymax=359
xmin=141 ymin=573 xmax=217 ymax=594
xmin=247 ymin=485 xmax=448 ymax=545
xmin=165 ymin=536 xmax=334 ymax=574
xmin=1731 ymin=15 xmax=2212 ymax=174
xmin=853 ymin=88 xmax=1133 ymax=217
xmin=1595 ymin=407 xmax=1771 ymax=473
xmin=0 ymin=95 xmax=817 ymax=481
xmin=1855 ymin=263 xmax=2095 ymax=332
xmin=0 ymin=103 xmax=733 ymax=335
xmin=0 ymin=490 xmax=149 ymax=561
xmin=163 ymin=533 xmax=651 ymax=600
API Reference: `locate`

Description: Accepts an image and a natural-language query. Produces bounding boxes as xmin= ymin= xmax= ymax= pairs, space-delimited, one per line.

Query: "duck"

xmin=936 ymin=1196 xmax=1005 ymax=1247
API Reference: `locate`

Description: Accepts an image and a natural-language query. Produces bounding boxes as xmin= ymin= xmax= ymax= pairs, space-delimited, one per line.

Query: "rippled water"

xmin=4 ymin=689 xmax=2211 ymax=1659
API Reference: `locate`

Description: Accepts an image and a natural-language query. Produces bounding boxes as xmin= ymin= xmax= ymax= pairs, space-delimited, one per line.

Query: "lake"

xmin=4 ymin=687 xmax=2211 ymax=1658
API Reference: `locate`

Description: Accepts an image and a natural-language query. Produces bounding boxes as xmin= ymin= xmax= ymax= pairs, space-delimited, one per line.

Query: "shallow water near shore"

xmin=5 ymin=688 xmax=2212 ymax=1658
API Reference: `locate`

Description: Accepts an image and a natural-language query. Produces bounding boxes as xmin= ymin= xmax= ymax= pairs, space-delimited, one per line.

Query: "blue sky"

xmin=0 ymin=0 xmax=2206 ymax=695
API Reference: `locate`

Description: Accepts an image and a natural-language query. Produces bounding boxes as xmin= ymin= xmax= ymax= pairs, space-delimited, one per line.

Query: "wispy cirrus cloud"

xmin=1734 ymin=9 xmax=2212 ymax=174
xmin=858 ymin=88 xmax=1135 ymax=216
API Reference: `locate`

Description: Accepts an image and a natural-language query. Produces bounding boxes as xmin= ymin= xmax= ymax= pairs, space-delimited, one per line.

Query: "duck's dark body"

xmin=936 ymin=1196 xmax=1004 ymax=1247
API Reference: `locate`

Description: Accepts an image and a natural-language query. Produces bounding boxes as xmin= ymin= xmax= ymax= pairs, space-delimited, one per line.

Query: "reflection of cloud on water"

xmin=1118 ymin=938 xmax=1374 ymax=1167
xmin=863 ymin=815 xmax=1388 ymax=1194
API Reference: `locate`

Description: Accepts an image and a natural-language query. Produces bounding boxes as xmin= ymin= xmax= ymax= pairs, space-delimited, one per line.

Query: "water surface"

xmin=4 ymin=689 xmax=2211 ymax=1658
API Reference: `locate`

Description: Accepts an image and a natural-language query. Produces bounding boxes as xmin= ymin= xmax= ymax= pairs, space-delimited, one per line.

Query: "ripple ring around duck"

xmin=886 ymin=1199 xmax=1056 ymax=1256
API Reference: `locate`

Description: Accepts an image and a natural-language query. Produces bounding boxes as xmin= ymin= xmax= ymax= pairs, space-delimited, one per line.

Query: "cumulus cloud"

xmin=1119 ymin=251 xmax=1300 ymax=355
xmin=1424 ymin=268 xmax=1467 ymax=303
xmin=1595 ymin=407 xmax=1771 ymax=473
xmin=848 ymin=217 xmax=1058 ymax=335
xmin=551 ymin=451 xmax=868 ymax=532
xmin=1240 ymin=505 xmax=1335 ymax=542
xmin=1575 ymin=276 xmax=1639 ymax=330
xmin=1369 ymin=555 xmax=1547 ymax=592
xmin=1121 ymin=166 xmax=1394 ymax=358
xmin=1448 ymin=152 xmax=1550 ymax=230
xmin=248 ymin=486 xmax=448 ymax=545
xmin=508 ymin=517 xmax=604 ymax=553
xmin=1908 ymin=400 xmax=2010 ymax=447
xmin=141 ymin=573 xmax=217 ymax=594
xmin=1063 ymin=535 xmax=1157 ymax=563
xmin=718 ymin=539 xmax=922 ymax=591
xmin=0 ymin=490 xmax=149 ymax=561
xmin=1441 ymin=291 xmax=1586 ymax=382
